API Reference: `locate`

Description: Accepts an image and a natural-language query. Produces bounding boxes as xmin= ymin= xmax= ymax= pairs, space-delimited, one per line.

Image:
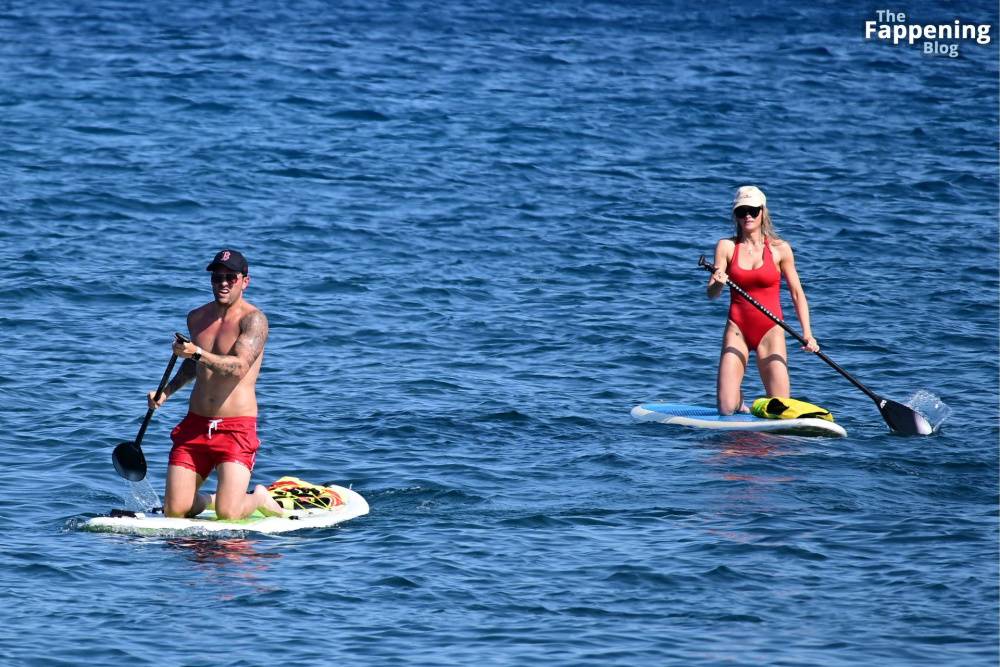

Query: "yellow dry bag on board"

xmin=751 ymin=397 xmax=834 ymax=422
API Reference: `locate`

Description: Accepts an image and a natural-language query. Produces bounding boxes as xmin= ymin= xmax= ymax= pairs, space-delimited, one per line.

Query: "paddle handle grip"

xmin=132 ymin=333 xmax=189 ymax=446
xmin=698 ymin=255 xmax=881 ymax=403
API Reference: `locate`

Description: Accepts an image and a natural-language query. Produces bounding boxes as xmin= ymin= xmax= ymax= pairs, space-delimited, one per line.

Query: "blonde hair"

xmin=733 ymin=205 xmax=782 ymax=244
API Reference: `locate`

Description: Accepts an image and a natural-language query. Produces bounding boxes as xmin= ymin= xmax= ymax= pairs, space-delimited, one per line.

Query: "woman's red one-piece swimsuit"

xmin=727 ymin=242 xmax=783 ymax=351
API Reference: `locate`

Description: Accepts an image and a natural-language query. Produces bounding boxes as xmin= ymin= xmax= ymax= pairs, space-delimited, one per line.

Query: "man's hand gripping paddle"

xmin=112 ymin=333 xmax=190 ymax=481
xmin=698 ymin=255 xmax=931 ymax=435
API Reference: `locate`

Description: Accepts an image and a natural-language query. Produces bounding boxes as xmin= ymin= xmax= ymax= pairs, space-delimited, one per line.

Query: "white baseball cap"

xmin=732 ymin=185 xmax=766 ymax=210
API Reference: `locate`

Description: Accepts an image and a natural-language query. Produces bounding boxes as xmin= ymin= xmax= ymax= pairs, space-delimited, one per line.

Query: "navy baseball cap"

xmin=206 ymin=249 xmax=249 ymax=274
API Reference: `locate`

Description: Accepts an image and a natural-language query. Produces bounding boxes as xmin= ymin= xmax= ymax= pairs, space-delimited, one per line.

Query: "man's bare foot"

xmin=253 ymin=485 xmax=286 ymax=517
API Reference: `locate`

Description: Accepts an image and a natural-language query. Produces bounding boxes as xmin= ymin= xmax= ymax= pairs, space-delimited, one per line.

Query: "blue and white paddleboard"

xmin=83 ymin=484 xmax=369 ymax=536
xmin=631 ymin=403 xmax=847 ymax=437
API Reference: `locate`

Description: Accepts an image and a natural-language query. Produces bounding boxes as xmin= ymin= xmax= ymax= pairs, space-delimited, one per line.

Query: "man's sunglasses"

xmin=210 ymin=272 xmax=241 ymax=284
xmin=734 ymin=206 xmax=762 ymax=219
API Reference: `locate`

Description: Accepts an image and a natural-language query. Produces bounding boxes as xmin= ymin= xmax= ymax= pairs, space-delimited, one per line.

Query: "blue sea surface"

xmin=1 ymin=1 xmax=997 ymax=665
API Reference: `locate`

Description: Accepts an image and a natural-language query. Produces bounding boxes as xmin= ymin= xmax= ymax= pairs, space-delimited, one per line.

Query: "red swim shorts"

xmin=168 ymin=413 xmax=260 ymax=479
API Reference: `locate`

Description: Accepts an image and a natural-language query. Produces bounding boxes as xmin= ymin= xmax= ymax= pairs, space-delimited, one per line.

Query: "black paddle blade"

xmin=878 ymin=399 xmax=932 ymax=436
xmin=112 ymin=441 xmax=147 ymax=481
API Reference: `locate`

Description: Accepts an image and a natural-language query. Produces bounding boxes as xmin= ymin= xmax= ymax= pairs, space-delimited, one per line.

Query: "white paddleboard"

xmin=83 ymin=484 xmax=369 ymax=536
xmin=632 ymin=403 xmax=847 ymax=437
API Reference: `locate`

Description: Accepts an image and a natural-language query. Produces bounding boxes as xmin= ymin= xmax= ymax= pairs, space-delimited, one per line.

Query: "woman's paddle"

xmin=698 ymin=255 xmax=931 ymax=435
xmin=112 ymin=333 xmax=189 ymax=481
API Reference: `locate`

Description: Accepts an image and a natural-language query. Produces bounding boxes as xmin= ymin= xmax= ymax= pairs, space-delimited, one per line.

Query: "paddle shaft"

xmin=133 ymin=354 xmax=179 ymax=447
xmin=699 ymin=255 xmax=883 ymax=404
xmin=133 ymin=332 xmax=191 ymax=445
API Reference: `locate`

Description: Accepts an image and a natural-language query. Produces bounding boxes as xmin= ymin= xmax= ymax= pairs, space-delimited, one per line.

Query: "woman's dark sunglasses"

xmin=734 ymin=206 xmax=762 ymax=219
xmin=210 ymin=272 xmax=240 ymax=284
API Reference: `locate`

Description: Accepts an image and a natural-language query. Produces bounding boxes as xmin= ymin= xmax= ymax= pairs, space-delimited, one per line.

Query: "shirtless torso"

xmin=185 ymin=298 xmax=266 ymax=418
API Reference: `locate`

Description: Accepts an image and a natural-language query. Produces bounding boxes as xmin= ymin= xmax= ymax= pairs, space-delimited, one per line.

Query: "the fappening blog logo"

xmin=864 ymin=9 xmax=992 ymax=58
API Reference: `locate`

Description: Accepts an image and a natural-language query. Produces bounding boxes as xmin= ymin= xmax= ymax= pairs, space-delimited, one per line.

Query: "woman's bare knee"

xmin=717 ymin=344 xmax=748 ymax=415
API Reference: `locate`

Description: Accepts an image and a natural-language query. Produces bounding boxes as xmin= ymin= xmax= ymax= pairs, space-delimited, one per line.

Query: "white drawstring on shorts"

xmin=207 ymin=419 xmax=222 ymax=439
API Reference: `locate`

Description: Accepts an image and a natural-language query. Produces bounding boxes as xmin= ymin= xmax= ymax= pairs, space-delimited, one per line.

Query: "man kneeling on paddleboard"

xmin=147 ymin=249 xmax=284 ymax=519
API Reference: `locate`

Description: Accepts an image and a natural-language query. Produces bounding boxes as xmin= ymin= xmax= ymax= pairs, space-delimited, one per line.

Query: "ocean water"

xmin=1 ymin=1 xmax=997 ymax=665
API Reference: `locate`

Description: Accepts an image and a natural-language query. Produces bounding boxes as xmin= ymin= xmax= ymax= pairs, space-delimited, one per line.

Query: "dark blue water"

xmin=1 ymin=1 xmax=997 ymax=665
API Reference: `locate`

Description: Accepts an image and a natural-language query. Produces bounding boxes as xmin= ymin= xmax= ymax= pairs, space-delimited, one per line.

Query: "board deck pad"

xmin=631 ymin=403 xmax=847 ymax=437
xmin=83 ymin=483 xmax=369 ymax=536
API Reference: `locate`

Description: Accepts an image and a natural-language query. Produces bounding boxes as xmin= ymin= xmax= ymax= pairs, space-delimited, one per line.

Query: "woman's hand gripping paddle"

xmin=698 ymin=256 xmax=931 ymax=435
xmin=112 ymin=333 xmax=190 ymax=481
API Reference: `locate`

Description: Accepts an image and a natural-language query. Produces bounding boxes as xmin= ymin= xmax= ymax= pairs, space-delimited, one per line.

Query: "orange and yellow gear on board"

xmin=267 ymin=476 xmax=345 ymax=511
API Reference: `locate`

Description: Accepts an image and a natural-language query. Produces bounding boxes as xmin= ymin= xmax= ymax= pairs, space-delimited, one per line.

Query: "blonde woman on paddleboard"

xmin=706 ymin=186 xmax=820 ymax=415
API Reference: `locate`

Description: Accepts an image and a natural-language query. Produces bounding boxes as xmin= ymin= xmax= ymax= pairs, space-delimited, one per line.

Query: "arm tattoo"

xmin=205 ymin=355 xmax=244 ymax=377
xmin=165 ymin=359 xmax=197 ymax=395
xmin=235 ymin=310 xmax=269 ymax=365
xmin=202 ymin=310 xmax=268 ymax=378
